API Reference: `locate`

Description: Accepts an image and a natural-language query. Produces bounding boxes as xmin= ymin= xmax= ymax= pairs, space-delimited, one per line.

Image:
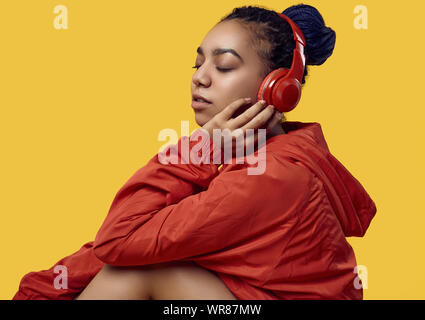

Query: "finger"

xmin=232 ymin=100 xmax=268 ymax=127
xmin=220 ymin=98 xmax=252 ymax=120
xmin=265 ymin=109 xmax=283 ymax=132
xmin=240 ymin=105 xmax=275 ymax=131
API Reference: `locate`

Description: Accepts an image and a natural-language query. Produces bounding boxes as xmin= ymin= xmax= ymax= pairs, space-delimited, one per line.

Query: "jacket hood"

xmin=265 ymin=121 xmax=377 ymax=237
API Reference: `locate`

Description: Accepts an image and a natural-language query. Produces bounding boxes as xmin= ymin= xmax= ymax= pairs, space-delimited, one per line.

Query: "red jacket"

xmin=12 ymin=121 xmax=376 ymax=300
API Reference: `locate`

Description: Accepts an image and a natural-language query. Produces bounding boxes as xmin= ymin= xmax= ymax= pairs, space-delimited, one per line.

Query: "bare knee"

xmin=150 ymin=261 xmax=237 ymax=300
xmin=75 ymin=264 xmax=154 ymax=300
xmin=76 ymin=262 xmax=237 ymax=300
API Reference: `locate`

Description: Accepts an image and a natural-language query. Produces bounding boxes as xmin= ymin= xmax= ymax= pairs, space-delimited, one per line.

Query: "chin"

xmin=193 ymin=113 xmax=211 ymax=127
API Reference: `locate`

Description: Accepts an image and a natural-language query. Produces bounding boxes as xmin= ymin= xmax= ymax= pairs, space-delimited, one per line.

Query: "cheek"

xmin=217 ymin=73 xmax=262 ymax=106
xmin=218 ymin=75 xmax=263 ymax=119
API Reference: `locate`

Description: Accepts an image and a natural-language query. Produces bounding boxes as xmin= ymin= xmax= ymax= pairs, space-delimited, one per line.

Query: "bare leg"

xmin=75 ymin=264 xmax=154 ymax=300
xmin=75 ymin=261 xmax=237 ymax=300
xmin=150 ymin=261 xmax=237 ymax=300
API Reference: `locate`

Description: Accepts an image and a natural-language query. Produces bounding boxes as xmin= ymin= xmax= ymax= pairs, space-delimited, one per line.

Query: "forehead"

xmin=200 ymin=20 xmax=254 ymax=58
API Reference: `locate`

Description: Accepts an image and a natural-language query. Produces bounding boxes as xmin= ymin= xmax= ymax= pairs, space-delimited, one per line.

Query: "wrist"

xmin=190 ymin=128 xmax=222 ymax=165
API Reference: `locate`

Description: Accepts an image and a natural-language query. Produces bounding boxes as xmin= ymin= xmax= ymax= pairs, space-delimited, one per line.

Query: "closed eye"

xmin=216 ymin=67 xmax=233 ymax=72
xmin=192 ymin=65 xmax=233 ymax=73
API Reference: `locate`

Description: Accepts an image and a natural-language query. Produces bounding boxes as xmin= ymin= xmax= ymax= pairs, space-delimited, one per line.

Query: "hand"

xmin=202 ymin=97 xmax=283 ymax=162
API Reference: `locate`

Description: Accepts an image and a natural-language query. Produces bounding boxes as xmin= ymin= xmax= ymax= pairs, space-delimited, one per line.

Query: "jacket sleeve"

xmin=13 ymin=241 xmax=104 ymax=300
xmin=93 ymin=129 xmax=309 ymax=266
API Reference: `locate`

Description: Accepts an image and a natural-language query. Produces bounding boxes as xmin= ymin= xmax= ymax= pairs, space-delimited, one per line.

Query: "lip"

xmin=191 ymin=100 xmax=212 ymax=110
xmin=192 ymin=93 xmax=211 ymax=103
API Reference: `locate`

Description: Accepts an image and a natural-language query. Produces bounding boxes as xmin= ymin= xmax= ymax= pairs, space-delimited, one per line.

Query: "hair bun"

xmin=282 ymin=4 xmax=336 ymax=66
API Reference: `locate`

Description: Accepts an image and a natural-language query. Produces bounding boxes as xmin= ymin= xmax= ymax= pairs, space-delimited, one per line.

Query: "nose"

xmin=192 ymin=65 xmax=211 ymax=88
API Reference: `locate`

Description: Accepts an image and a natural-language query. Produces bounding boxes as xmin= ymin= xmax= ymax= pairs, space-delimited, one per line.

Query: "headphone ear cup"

xmin=272 ymin=77 xmax=302 ymax=113
xmin=257 ymin=68 xmax=289 ymax=106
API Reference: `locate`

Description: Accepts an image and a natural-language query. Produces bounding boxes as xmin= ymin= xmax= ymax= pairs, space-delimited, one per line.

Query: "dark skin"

xmin=76 ymin=19 xmax=286 ymax=300
xmin=192 ymin=20 xmax=285 ymax=140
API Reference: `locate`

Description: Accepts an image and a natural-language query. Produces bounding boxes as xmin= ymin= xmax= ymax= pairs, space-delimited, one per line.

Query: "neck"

xmin=266 ymin=122 xmax=286 ymax=140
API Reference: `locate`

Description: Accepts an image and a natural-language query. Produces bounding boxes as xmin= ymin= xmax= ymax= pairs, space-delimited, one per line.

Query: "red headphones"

xmin=257 ymin=12 xmax=306 ymax=113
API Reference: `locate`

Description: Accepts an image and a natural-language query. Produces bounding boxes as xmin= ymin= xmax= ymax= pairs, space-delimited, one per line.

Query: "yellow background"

xmin=1 ymin=0 xmax=424 ymax=299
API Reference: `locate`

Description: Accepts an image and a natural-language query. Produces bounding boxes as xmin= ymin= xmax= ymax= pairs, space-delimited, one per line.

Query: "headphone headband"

xmin=256 ymin=12 xmax=308 ymax=113
xmin=276 ymin=13 xmax=306 ymax=84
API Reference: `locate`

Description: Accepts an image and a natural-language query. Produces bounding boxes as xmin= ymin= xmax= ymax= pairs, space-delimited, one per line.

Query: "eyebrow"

xmin=196 ymin=46 xmax=244 ymax=62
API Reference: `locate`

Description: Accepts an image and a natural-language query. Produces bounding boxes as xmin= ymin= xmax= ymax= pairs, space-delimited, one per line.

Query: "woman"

xmin=13 ymin=4 xmax=376 ymax=300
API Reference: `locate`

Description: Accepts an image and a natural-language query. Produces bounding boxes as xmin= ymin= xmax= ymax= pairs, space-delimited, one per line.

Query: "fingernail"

xmin=260 ymin=100 xmax=266 ymax=105
xmin=244 ymin=97 xmax=251 ymax=101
